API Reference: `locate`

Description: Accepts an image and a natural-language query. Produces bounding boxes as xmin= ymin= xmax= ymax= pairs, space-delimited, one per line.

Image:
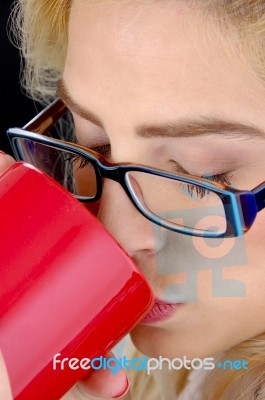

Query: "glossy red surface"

xmin=0 ymin=162 xmax=154 ymax=400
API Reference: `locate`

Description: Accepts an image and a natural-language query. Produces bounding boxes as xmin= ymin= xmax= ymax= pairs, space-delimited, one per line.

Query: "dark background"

xmin=0 ymin=1 xmax=36 ymax=155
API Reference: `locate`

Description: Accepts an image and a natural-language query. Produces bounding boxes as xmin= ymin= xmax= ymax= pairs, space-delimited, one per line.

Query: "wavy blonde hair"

xmin=11 ymin=0 xmax=265 ymax=398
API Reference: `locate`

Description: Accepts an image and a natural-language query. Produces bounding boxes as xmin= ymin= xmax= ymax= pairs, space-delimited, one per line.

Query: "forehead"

xmin=69 ymin=1 xmax=194 ymax=56
xmin=64 ymin=1 xmax=265 ymax=129
xmin=67 ymin=1 xmax=228 ymax=81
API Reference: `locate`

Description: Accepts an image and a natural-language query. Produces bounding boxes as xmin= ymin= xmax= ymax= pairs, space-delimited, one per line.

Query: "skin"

xmin=64 ymin=0 xmax=265 ymax=360
xmin=0 ymin=351 xmax=12 ymax=400
xmin=2 ymin=0 xmax=265 ymax=399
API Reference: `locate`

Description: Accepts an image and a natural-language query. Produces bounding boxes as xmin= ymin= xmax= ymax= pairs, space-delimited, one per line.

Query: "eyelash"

xmin=185 ymin=173 xmax=232 ymax=199
xmin=89 ymin=144 xmax=111 ymax=157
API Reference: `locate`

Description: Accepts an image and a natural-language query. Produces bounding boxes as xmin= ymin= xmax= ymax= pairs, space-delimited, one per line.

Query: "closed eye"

xmin=185 ymin=173 xmax=232 ymax=199
xmin=87 ymin=144 xmax=111 ymax=158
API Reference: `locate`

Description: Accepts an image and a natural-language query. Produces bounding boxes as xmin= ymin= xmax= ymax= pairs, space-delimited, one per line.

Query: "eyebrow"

xmin=57 ymin=78 xmax=265 ymax=140
xmin=57 ymin=78 xmax=105 ymax=129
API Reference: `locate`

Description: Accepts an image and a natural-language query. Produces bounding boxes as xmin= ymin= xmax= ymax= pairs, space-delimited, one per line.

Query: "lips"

xmin=140 ymin=297 xmax=182 ymax=324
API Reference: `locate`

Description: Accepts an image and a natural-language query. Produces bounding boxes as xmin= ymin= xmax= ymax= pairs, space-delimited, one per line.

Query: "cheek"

xmin=207 ymin=211 xmax=265 ymax=337
xmin=190 ymin=206 xmax=265 ymax=299
xmin=245 ymin=208 xmax=265 ymax=255
xmin=234 ymin=208 xmax=265 ymax=296
xmin=228 ymin=208 xmax=265 ymax=288
xmin=129 ymin=210 xmax=265 ymax=359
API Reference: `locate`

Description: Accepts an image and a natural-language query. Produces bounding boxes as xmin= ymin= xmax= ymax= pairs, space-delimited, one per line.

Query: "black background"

xmin=0 ymin=1 xmax=36 ymax=155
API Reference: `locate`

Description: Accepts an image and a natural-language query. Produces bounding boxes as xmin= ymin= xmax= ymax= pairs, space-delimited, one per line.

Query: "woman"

xmin=1 ymin=0 xmax=265 ymax=398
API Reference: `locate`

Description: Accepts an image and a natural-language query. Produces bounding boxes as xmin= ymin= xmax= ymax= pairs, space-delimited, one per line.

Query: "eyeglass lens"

xmin=14 ymin=137 xmax=227 ymax=234
xmin=14 ymin=138 xmax=97 ymax=199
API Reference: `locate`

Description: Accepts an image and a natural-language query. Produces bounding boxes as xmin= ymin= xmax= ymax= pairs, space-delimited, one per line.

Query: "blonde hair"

xmin=11 ymin=0 xmax=70 ymax=103
xmin=11 ymin=1 xmax=265 ymax=398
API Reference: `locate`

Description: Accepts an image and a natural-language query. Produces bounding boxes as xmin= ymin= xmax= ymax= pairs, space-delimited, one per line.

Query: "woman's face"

xmin=63 ymin=0 xmax=265 ymax=359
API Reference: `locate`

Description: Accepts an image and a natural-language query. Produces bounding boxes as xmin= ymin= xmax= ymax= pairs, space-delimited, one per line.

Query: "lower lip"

xmin=140 ymin=299 xmax=183 ymax=324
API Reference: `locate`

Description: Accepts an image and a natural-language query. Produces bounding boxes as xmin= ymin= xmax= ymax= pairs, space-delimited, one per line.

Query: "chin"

xmin=130 ymin=323 xmax=217 ymax=360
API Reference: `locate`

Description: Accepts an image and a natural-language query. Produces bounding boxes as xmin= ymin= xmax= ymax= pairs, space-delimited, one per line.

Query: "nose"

xmin=97 ymin=178 xmax=166 ymax=260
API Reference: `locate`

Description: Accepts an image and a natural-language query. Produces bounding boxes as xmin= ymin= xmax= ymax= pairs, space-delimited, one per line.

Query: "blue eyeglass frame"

xmin=6 ymin=98 xmax=265 ymax=239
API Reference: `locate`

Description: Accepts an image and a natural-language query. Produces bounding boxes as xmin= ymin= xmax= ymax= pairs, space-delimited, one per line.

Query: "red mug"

xmin=0 ymin=162 xmax=154 ymax=400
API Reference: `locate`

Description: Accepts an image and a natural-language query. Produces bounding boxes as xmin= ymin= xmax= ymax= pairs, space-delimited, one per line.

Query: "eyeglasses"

xmin=6 ymin=98 xmax=265 ymax=238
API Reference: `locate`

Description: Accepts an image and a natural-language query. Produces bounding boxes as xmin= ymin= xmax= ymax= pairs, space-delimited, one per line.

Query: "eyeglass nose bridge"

xmin=93 ymin=160 xmax=130 ymax=199
xmin=92 ymin=161 xmax=158 ymax=232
